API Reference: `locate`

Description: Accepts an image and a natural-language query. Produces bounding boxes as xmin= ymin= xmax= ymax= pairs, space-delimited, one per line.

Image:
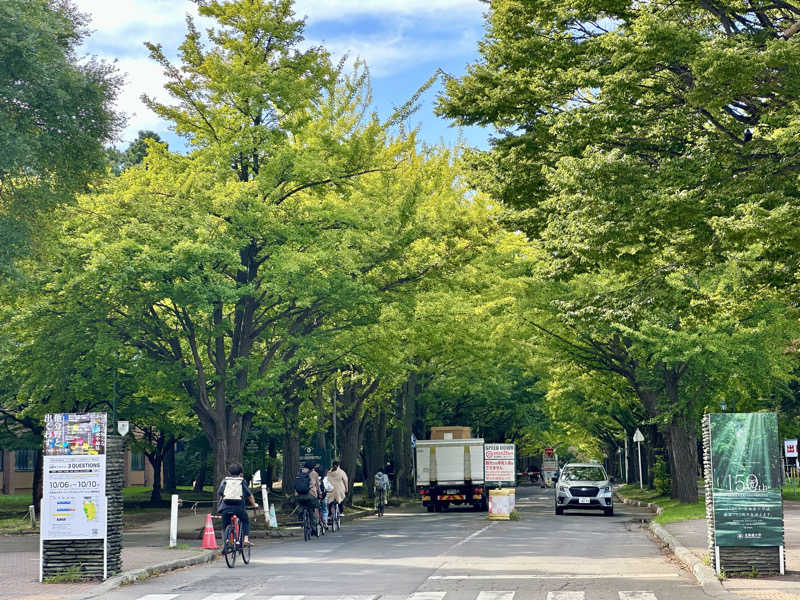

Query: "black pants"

xmin=221 ymin=505 xmax=250 ymax=537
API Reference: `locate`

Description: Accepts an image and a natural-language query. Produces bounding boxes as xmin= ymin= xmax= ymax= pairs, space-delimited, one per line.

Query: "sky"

xmin=71 ymin=0 xmax=493 ymax=152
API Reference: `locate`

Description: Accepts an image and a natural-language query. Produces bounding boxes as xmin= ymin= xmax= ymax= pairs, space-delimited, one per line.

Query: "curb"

xmin=613 ymin=492 xmax=664 ymax=516
xmin=77 ymin=549 xmax=216 ymax=599
xmin=615 ymin=492 xmax=732 ymax=598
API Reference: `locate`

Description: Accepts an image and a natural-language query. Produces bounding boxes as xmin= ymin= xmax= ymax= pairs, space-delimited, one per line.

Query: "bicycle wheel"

xmin=222 ymin=525 xmax=237 ymax=568
xmin=316 ymin=512 xmax=323 ymax=537
xmin=334 ymin=503 xmax=341 ymax=531
xmin=240 ymin=535 xmax=251 ymax=564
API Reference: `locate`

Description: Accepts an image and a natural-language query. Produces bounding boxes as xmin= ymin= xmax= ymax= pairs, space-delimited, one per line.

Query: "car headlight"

xmin=602 ymin=485 xmax=611 ymax=492
xmin=558 ymin=485 xmax=569 ymax=493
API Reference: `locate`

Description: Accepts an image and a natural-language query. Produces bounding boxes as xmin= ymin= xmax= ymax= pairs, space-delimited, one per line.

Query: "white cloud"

xmin=112 ymin=57 xmax=175 ymax=145
xmin=293 ymin=0 xmax=484 ymax=22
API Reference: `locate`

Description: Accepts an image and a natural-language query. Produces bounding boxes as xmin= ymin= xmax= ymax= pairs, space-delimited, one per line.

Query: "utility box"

xmin=430 ymin=426 xmax=472 ymax=440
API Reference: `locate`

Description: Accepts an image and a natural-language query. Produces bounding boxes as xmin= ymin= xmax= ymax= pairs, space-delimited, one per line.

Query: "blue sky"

xmin=71 ymin=0 xmax=492 ymax=152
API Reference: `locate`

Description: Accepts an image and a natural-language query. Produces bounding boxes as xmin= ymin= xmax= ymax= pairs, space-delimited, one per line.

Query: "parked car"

xmin=554 ymin=463 xmax=614 ymax=516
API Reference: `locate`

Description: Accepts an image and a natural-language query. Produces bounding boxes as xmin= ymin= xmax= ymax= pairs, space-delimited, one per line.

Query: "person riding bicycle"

xmin=374 ymin=469 xmax=390 ymax=507
xmin=326 ymin=460 xmax=348 ymax=515
xmin=295 ymin=462 xmax=321 ymax=525
xmin=218 ymin=463 xmax=258 ymax=546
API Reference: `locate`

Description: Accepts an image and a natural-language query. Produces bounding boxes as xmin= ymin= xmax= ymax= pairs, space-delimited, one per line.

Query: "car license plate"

xmin=447 ymin=489 xmax=459 ymax=494
xmin=579 ymin=497 xmax=590 ymax=504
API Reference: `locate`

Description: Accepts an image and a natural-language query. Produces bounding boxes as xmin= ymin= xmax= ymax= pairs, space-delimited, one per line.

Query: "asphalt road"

xmin=101 ymin=486 xmax=710 ymax=600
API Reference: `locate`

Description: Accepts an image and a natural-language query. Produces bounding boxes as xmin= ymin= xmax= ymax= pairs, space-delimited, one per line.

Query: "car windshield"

xmin=562 ymin=467 xmax=607 ymax=482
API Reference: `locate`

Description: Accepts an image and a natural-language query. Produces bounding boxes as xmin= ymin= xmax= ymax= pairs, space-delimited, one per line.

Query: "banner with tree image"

xmin=710 ymin=413 xmax=783 ymax=546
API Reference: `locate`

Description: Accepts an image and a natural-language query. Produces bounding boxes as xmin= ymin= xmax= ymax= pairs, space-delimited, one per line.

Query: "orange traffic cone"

xmin=201 ymin=513 xmax=218 ymax=549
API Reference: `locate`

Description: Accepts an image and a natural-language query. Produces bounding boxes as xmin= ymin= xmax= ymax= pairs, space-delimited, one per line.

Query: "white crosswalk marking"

xmin=476 ymin=592 xmax=514 ymax=600
xmin=546 ymin=593 xmax=585 ymax=600
xmin=409 ymin=593 xmax=447 ymax=600
xmin=266 ymin=597 xmax=305 ymax=600
xmin=201 ymin=595 xmax=246 ymax=600
xmin=136 ymin=596 xmax=178 ymax=600
xmin=619 ymin=593 xmax=658 ymax=600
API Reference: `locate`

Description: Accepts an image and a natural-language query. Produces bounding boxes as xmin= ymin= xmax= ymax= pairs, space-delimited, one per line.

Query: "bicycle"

xmin=221 ymin=513 xmax=251 ymax=568
xmin=374 ymin=485 xmax=386 ymax=517
xmin=300 ymin=505 xmax=317 ymax=541
xmin=328 ymin=500 xmax=341 ymax=532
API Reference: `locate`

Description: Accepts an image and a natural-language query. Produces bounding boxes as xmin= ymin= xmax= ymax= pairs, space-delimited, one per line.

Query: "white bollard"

xmin=28 ymin=505 xmax=36 ymax=528
xmin=261 ymin=485 xmax=270 ymax=529
xmin=169 ymin=494 xmax=179 ymax=548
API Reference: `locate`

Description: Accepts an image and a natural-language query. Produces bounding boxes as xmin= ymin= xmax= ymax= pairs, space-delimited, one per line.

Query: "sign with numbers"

xmin=484 ymin=443 xmax=515 ymax=484
xmin=42 ymin=413 xmax=107 ymax=540
xmin=710 ymin=413 xmax=783 ymax=546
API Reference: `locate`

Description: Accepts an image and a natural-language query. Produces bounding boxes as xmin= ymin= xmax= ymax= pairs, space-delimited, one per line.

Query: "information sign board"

xmin=710 ymin=412 xmax=783 ymax=547
xmin=785 ymin=439 xmax=798 ymax=458
xmin=484 ymin=443 xmax=515 ymax=484
xmin=42 ymin=413 xmax=107 ymax=540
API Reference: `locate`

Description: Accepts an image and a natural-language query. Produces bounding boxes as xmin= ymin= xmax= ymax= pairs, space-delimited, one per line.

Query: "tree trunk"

xmin=2 ymin=450 xmax=11 ymax=495
xmin=193 ymin=446 xmax=207 ymax=492
xmin=266 ymin=437 xmax=277 ymax=491
xmin=668 ymin=415 xmax=699 ymax=503
xmin=281 ymin=400 xmax=301 ymax=498
xmin=163 ymin=439 xmax=176 ymax=491
xmin=32 ymin=449 xmax=43 ymax=513
xmin=363 ymin=409 xmax=387 ymax=499
xmin=148 ymin=453 xmax=163 ymax=503
xmin=394 ymin=373 xmax=417 ymax=497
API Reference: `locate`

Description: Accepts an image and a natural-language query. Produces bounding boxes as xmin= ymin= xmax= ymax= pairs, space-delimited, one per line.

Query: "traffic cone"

xmin=201 ymin=513 xmax=218 ymax=549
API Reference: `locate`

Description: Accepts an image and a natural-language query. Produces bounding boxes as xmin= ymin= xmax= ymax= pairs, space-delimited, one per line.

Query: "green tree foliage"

xmin=439 ymin=0 xmax=800 ymax=501
xmin=0 ymin=0 xmax=121 ymax=270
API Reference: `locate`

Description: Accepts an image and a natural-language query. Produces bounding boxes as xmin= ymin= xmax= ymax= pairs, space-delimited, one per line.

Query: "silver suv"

xmin=554 ymin=463 xmax=614 ymax=516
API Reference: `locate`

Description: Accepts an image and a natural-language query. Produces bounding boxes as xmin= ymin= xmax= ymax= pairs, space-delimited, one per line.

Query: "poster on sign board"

xmin=42 ymin=413 xmax=107 ymax=540
xmin=484 ymin=443 xmax=515 ymax=485
xmin=785 ymin=439 xmax=798 ymax=458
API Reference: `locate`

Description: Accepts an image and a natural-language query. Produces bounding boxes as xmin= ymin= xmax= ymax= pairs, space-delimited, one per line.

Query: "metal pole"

xmin=637 ymin=441 xmax=643 ymax=489
xmin=618 ymin=449 xmax=623 ymax=479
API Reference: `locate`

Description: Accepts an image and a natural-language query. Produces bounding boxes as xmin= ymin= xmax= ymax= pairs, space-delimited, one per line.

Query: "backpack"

xmin=222 ymin=477 xmax=244 ymax=503
xmin=295 ymin=470 xmax=310 ymax=495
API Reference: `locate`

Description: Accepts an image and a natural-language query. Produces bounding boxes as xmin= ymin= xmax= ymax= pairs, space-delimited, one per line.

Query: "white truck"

xmin=415 ymin=438 xmax=487 ymax=512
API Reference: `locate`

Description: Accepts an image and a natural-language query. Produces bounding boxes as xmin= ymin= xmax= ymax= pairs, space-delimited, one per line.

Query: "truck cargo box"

xmin=415 ymin=438 xmax=485 ymax=486
xmin=429 ymin=426 xmax=472 ymax=440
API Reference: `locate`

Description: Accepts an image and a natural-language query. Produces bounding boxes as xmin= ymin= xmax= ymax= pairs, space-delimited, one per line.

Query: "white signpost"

xmin=542 ymin=448 xmax=558 ymax=486
xmin=117 ymin=420 xmax=129 ymax=437
xmin=484 ymin=443 xmax=516 ymax=485
xmin=633 ymin=428 xmax=645 ymax=489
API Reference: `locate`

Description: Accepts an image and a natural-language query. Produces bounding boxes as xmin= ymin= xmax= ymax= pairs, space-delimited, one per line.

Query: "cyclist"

xmin=295 ymin=461 xmax=321 ymax=526
xmin=218 ymin=463 xmax=259 ymax=546
xmin=315 ymin=466 xmax=330 ymax=528
xmin=326 ymin=460 xmax=348 ymax=514
xmin=321 ymin=469 xmax=334 ymax=524
xmin=374 ymin=469 xmax=390 ymax=508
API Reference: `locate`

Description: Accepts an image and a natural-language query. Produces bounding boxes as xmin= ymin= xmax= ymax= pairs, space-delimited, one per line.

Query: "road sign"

xmin=633 ymin=428 xmax=644 ymax=443
xmin=785 ymin=439 xmax=798 ymax=458
xmin=411 ymin=433 xmax=417 ymax=449
xmin=117 ymin=420 xmax=129 ymax=436
xmin=633 ymin=428 xmax=644 ymax=489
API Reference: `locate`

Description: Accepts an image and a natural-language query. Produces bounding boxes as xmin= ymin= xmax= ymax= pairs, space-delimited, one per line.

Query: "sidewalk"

xmin=0 ymin=512 xmax=215 ymax=600
xmin=660 ymin=500 xmax=800 ymax=600
xmin=0 ymin=502 xmax=378 ymax=600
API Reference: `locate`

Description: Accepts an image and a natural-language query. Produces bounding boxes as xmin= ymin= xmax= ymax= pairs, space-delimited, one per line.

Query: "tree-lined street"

xmin=100 ymin=487 xmax=703 ymax=600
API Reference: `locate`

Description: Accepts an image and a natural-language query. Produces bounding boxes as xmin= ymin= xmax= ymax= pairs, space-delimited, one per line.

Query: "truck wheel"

xmin=440 ymin=502 xmax=449 ymax=511
xmin=426 ymin=504 xmax=434 ymax=513
xmin=555 ymin=505 xmax=564 ymax=515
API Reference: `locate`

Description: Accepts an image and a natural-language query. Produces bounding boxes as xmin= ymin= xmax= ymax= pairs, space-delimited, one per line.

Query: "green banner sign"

xmin=710 ymin=413 xmax=784 ymax=547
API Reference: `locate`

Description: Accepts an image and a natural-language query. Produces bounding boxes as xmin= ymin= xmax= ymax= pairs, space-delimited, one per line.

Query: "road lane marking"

xmin=619 ymin=594 xmax=658 ymax=600
xmin=546 ymin=593 xmax=585 ymax=600
xmin=409 ymin=593 xmax=447 ymax=600
xmin=476 ymin=592 xmax=514 ymax=600
xmin=266 ymin=596 xmax=305 ymax=600
xmin=136 ymin=596 xmax=178 ymax=600
xmin=444 ymin=523 xmax=494 ymax=553
xmin=428 ymin=574 xmax=680 ymax=580
xmin=202 ymin=595 xmax=247 ymax=600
